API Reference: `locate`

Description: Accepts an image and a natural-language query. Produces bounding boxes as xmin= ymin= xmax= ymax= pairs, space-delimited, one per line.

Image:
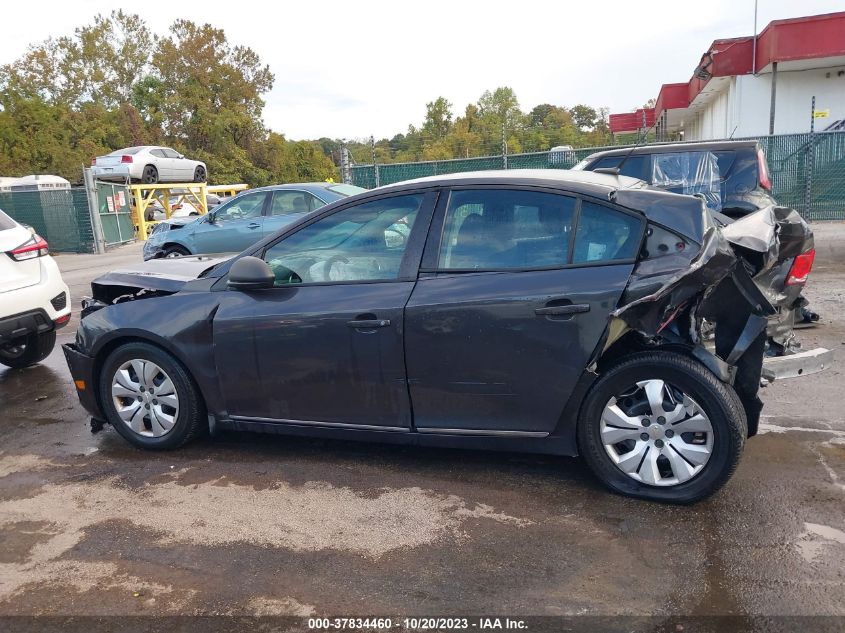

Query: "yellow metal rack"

xmin=129 ymin=183 xmax=209 ymax=240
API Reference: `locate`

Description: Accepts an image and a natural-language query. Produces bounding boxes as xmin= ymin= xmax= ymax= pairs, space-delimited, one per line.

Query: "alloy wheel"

xmin=111 ymin=359 xmax=180 ymax=437
xmin=600 ymin=379 xmax=714 ymax=486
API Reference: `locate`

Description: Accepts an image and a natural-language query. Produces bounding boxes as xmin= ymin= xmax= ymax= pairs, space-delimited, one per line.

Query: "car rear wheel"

xmin=0 ymin=331 xmax=56 ymax=369
xmin=577 ymin=351 xmax=746 ymax=504
xmin=193 ymin=166 xmax=206 ymax=182
xmin=99 ymin=342 xmax=205 ymax=449
xmin=142 ymin=165 xmax=158 ymax=184
xmin=162 ymin=244 xmax=190 ymax=258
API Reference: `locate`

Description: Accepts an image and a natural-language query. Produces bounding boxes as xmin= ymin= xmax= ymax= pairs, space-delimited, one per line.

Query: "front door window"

xmin=261 ymin=194 xmax=424 ymax=284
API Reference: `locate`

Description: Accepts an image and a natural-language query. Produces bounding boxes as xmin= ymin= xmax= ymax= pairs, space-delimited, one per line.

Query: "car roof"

xmin=248 ymin=182 xmax=347 ymax=194
xmin=347 ymin=169 xmax=709 ymax=242
xmin=583 ymin=139 xmax=759 ymax=161
xmin=373 ymin=169 xmax=646 ymax=198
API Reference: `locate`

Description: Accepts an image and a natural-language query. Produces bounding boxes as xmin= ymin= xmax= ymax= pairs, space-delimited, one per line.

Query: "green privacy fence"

xmin=0 ymin=188 xmax=95 ymax=252
xmin=350 ymin=131 xmax=845 ymax=221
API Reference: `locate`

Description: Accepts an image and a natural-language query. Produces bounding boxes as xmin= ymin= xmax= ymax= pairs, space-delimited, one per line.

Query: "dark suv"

xmin=574 ymin=140 xmax=774 ymax=218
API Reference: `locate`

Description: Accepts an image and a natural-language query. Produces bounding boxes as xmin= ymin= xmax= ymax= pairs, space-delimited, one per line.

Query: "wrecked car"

xmin=574 ymin=140 xmax=827 ymax=376
xmin=63 ymin=170 xmax=820 ymax=503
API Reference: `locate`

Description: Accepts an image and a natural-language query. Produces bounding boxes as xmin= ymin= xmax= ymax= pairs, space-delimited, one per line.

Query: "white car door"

xmin=163 ymin=148 xmax=192 ymax=180
xmin=148 ymin=149 xmax=175 ymax=181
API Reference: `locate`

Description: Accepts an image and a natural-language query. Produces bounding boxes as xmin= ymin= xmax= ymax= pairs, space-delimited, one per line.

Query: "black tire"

xmin=0 ymin=331 xmax=56 ymax=369
xmin=142 ymin=165 xmax=159 ymax=184
xmin=193 ymin=165 xmax=207 ymax=183
xmin=98 ymin=342 xmax=205 ymax=450
xmin=577 ymin=351 xmax=746 ymax=504
xmin=162 ymin=244 xmax=190 ymax=258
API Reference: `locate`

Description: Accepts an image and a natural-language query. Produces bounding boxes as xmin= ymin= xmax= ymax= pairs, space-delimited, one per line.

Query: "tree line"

xmin=0 ymin=12 xmax=614 ymax=185
xmin=329 ymin=90 xmax=614 ymax=167
xmin=0 ymin=11 xmax=336 ymax=185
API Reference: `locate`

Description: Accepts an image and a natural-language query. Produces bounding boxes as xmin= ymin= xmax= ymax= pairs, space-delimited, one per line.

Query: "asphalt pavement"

xmin=1 ymin=227 xmax=843 ymax=625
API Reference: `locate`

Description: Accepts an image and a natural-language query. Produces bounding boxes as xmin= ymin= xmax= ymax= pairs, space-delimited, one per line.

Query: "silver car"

xmin=92 ymin=146 xmax=207 ymax=184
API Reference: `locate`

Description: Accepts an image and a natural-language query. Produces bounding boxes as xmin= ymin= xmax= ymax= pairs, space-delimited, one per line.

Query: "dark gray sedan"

xmin=64 ymin=170 xmax=815 ymax=503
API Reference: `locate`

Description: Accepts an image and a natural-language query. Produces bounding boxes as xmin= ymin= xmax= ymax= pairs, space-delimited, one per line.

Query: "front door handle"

xmin=346 ymin=318 xmax=391 ymax=329
xmin=247 ymin=222 xmax=261 ymax=229
xmin=535 ymin=303 xmax=590 ymax=316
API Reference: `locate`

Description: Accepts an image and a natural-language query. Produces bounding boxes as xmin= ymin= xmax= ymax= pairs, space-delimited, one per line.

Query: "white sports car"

xmin=92 ymin=146 xmax=207 ymax=184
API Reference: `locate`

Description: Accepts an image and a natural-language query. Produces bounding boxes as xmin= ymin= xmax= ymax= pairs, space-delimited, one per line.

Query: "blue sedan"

xmin=143 ymin=182 xmax=366 ymax=260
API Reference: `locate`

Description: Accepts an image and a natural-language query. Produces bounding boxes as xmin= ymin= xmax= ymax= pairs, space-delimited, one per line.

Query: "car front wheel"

xmin=99 ymin=342 xmax=205 ymax=449
xmin=578 ymin=351 xmax=746 ymax=504
xmin=162 ymin=244 xmax=190 ymax=258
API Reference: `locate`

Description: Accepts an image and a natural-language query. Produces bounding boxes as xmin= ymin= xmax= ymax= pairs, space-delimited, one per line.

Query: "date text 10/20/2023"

xmin=308 ymin=617 xmax=528 ymax=630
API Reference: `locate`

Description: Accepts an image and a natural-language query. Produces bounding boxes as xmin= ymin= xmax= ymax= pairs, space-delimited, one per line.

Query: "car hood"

xmin=90 ymin=254 xmax=235 ymax=300
xmin=158 ymin=216 xmax=199 ymax=228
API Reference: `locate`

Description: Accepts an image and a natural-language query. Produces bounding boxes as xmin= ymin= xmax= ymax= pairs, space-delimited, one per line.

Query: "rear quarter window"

xmin=641 ymin=223 xmax=693 ymax=260
xmin=572 ymin=201 xmax=643 ymax=264
xmin=0 ymin=208 xmax=17 ymax=231
xmin=589 ymin=155 xmax=650 ymax=181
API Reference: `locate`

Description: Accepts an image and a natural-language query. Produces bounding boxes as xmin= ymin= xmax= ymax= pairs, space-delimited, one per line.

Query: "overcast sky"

xmin=2 ymin=0 xmax=843 ymax=140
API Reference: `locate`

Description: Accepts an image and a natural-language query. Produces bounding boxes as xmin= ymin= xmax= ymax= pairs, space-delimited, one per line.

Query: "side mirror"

xmin=228 ymin=256 xmax=275 ymax=291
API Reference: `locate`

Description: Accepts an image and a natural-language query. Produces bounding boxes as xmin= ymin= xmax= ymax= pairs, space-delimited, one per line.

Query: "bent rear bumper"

xmin=762 ymin=347 xmax=833 ymax=381
xmin=62 ymin=343 xmax=105 ymax=420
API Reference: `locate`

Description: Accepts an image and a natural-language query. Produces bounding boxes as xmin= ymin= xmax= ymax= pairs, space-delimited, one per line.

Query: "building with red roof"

xmin=609 ymin=12 xmax=845 ymax=140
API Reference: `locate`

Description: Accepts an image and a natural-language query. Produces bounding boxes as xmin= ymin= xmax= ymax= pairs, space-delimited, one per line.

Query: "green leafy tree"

xmin=422 ymin=97 xmax=453 ymax=142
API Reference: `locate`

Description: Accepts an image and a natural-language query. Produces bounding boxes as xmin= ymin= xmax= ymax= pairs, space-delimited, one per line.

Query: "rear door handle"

xmin=247 ymin=222 xmax=261 ymax=229
xmin=346 ymin=319 xmax=391 ymax=329
xmin=535 ymin=304 xmax=590 ymax=316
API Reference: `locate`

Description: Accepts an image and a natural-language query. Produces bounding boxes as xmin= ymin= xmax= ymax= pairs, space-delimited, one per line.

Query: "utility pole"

xmin=752 ymin=0 xmax=758 ymax=75
xmin=502 ymin=119 xmax=508 ymax=169
xmin=370 ymin=136 xmax=380 ymax=188
xmin=804 ymin=96 xmax=816 ymax=218
xmin=340 ymin=142 xmax=351 ymax=184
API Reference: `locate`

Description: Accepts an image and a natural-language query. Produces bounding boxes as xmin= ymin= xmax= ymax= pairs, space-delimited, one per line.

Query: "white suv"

xmin=0 ymin=209 xmax=71 ymax=368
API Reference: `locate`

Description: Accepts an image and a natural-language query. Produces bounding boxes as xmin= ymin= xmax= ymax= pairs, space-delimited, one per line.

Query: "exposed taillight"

xmin=8 ymin=236 xmax=49 ymax=261
xmin=757 ymin=149 xmax=772 ymax=191
xmin=121 ymin=155 xmax=133 ymax=163
xmin=91 ymin=157 xmax=97 ymax=166
xmin=786 ymin=249 xmax=815 ymax=286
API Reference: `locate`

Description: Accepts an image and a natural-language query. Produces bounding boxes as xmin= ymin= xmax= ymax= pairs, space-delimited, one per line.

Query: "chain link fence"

xmin=0 ymin=188 xmax=95 ymax=252
xmin=349 ymin=131 xmax=845 ymax=221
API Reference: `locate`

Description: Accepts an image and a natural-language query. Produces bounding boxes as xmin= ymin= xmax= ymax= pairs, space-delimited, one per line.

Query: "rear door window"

xmin=437 ymin=189 xmax=576 ymax=270
xmin=270 ymin=191 xmax=323 ymax=216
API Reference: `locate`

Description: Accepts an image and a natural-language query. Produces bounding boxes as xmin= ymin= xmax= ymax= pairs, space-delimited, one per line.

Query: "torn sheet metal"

xmin=613 ymin=210 xmax=740 ymax=336
xmin=613 ymin=202 xmax=813 ymax=338
xmin=652 ymin=151 xmax=722 ymax=212
xmin=721 ymin=204 xmax=815 ymax=270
